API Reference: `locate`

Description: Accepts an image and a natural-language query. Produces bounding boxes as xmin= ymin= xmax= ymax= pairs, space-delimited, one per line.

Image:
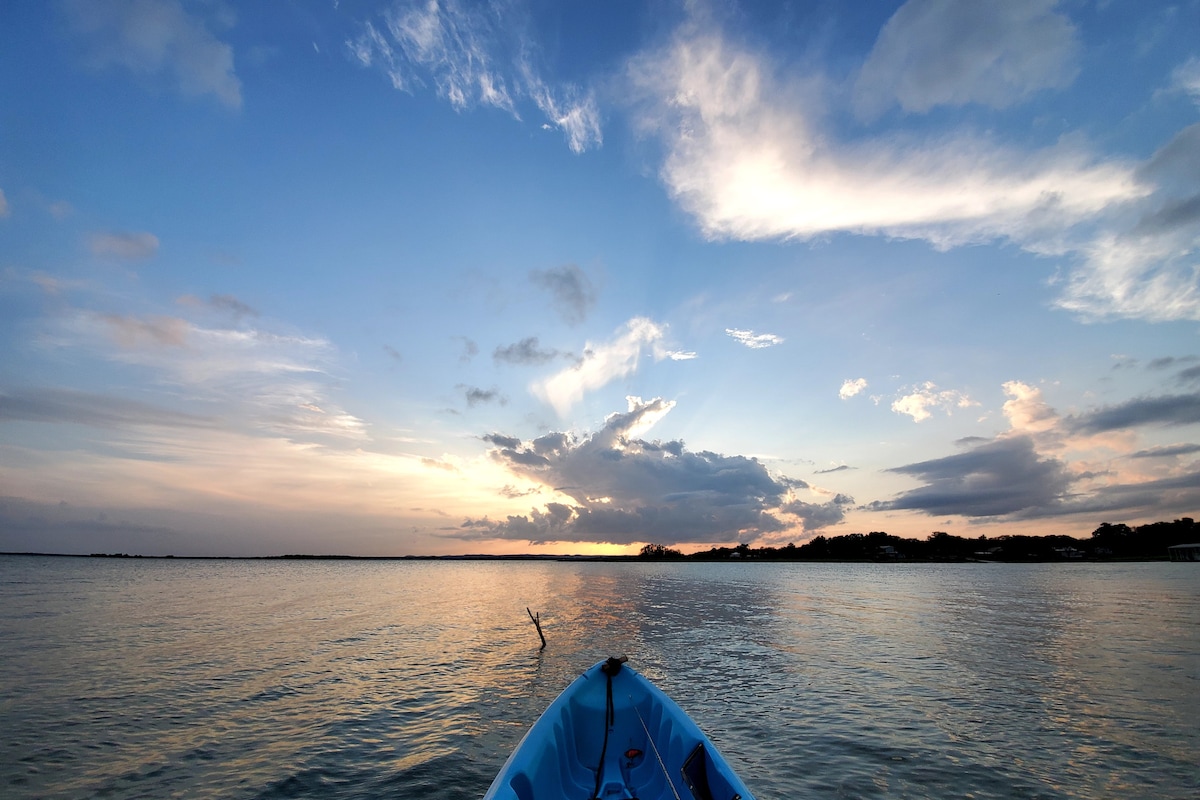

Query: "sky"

xmin=1 ymin=0 xmax=1199 ymax=557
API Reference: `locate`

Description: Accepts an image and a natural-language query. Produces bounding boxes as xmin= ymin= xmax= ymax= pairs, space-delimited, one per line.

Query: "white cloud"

xmin=89 ymin=231 xmax=160 ymax=260
xmin=892 ymin=381 xmax=977 ymax=422
xmin=839 ymin=378 xmax=868 ymax=399
xmin=854 ymin=0 xmax=1080 ymax=119
xmin=628 ymin=28 xmax=1141 ymax=247
xmin=725 ymin=328 xmax=784 ymax=349
xmin=62 ymin=0 xmax=242 ymax=108
xmin=1001 ymin=381 xmax=1059 ymax=433
xmin=1174 ymin=57 xmax=1200 ymax=108
xmin=0 ymin=188 xmax=8 ymax=218
xmin=626 ymin=19 xmax=1200 ymax=322
xmin=349 ymin=0 xmax=601 ymax=153
xmin=1055 ymin=124 xmax=1200 ymax=321
xmin=532 ymin=318 xmax=692 ymax=415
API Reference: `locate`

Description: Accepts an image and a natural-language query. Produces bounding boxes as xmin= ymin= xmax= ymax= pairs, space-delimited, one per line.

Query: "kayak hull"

xmin=483 ymin=658 xmax=754 ymax=800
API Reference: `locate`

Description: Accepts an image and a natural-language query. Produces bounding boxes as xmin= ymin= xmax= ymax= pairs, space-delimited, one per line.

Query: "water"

xmin=1 ymin=557 xmax=1196 ymax=799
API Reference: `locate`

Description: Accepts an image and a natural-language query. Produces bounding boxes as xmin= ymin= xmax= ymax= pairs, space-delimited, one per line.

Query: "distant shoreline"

xmin=0 ymin=551 xmax=1178 ymax=563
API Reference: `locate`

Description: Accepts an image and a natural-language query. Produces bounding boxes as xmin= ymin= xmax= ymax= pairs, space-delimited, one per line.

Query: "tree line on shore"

xmin=639 ymin=518 xmax=1199 ymax=562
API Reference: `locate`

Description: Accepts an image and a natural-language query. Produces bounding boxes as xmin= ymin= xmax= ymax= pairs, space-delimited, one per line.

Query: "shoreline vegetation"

xmin=3 ymin=518 xmax=1196 ymax=563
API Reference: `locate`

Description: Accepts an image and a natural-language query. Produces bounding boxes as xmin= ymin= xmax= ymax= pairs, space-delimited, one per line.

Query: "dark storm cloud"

xmin=0 ymin=387 xmax=215 ymax=429
xmin=875 ymin=429 xmax=1200 ymax=521
xmin=1007 ymin=469 xmax=1200 ymax=520
xmin=873 ymin=435 xmax=1073 ymax=517
xmin=1129 ymin=443 xmax=1200 ymax=459
xmin=481 ymin=433 xmax=521 ymax=449
xmin=456 ymin=397 xmax=803 ymax=545
xmin=1068 ymin=392 xmax=1200 ymax=433
xmin=493 ymin=336 xmax=564 ymax=365
xmin=530 ymin=264 xmax=597 ymax=325
xmin=781 ymin=494 xmax=853 ymax=529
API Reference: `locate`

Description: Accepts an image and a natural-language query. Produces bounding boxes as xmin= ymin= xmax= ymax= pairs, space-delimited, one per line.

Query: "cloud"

xmin=853 ymin=0 xmax=1080 ymax=119
xmin=531 ymin=264 xmax=597 ymax=325
xmin=627 ymin=24 xmax=1140 ymax=247
xmin=494 ymin=337 xmax=564 ymax=366
xmin=877 ymin=435 xmax=1073 ymax=517
xmin=533 ymin=318 xmax=694 ymax=416
xmin=1054 ymin=123 xmax=1200 ymax=321
xmin=892 ymin=382 xmax=977 ymax=422
xmin=462 ymin=386 xmax=506 ymax=407
xmin=0 ymin=188 xmax=8 ymax=218
xmin=348 ymin=0 xmax=600 ymax=152
xmin=177 ymin=293 xmax=259 ymax=320
xmin=89 ymin=231 xmax=160 ymax=260
xmin=50 ymin=307 xmax=367 ymax=444
xmin=62 ymin=0 xmax=242 ymax=108
xmin=98 ymin=313 xmax=189 ymax=348
xmin=725 ymin=328 xmax=784 ymax=349
xmin=627 ymin=17 xmax=1200 ymax=322
xmin=1068 ymin=392 xmax=1200 ymax=433
xmin=875 ymin=378 xmax=1200 ymax=521
xmin=781 ymin=494 xmax=853 ymax=530
xmin=839 ymin=378 xmax=868 ymax=399
xmin=1001 ymin=380 xmax=1059 ymax=433
xmin=0 ymin=387 xmax=214 ymax=429
xmin=456 ymin=336 xmax=479 ymax=362
xmin=1129 ymin=443 xmax=1200 ymax=459
xmin=815 ymin=465 xmax=855 ymax=474
xmin=458 ymin=396 xmax=814 ymax=545
xmin=1174 ymin=57 xmax=1200 ymax=108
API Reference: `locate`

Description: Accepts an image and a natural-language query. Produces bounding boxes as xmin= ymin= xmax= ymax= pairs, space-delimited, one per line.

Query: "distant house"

xmin=1055 ymin=546 xmax=1084 ymax=559
xmin=1168 ymin=543 xmax=1200 ymax=562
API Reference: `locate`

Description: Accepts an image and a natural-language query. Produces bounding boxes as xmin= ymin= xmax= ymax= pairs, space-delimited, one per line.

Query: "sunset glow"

xmin=1 ymin=0 xmax=1197 ymax=556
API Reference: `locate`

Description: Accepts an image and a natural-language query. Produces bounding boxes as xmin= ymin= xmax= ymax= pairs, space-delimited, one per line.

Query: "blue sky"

xmin=2 ymin=0 xmax=1198 ymax=556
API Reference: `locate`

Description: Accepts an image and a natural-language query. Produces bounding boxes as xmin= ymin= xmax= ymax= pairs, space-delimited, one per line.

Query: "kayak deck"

xmin=484 ymin=658 xmax=752 ymax=800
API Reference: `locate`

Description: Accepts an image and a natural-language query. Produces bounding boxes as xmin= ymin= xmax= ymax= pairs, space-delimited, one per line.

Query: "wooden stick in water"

xmin=526 ymin=607 xmax=546 ymax=650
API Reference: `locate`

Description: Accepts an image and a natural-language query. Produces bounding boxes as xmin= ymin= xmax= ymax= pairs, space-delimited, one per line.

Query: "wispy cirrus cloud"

xmin=89 ymin=231 xmax=160 ymax=260
xmin=1174 ymin=57 xmax=1200 ymax=108
xmin=532 ymin=318 xmax=695 ymax=416
xmin=62 ymin=0 xmax=242 ymax=108
xmin=0 ymin=386 xmax=214 ymax=429
xmin=49 ymin=307 xmax=367 ymax=443
xmin=347 ymin=0 xmax=601 ymax=153
xmin=725 ymin=328 xmax=784 ymax=349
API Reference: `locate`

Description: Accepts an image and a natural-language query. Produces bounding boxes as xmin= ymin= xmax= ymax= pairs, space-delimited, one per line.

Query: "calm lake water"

xmin=0 ymin=556 xmax=1196 ymax=799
